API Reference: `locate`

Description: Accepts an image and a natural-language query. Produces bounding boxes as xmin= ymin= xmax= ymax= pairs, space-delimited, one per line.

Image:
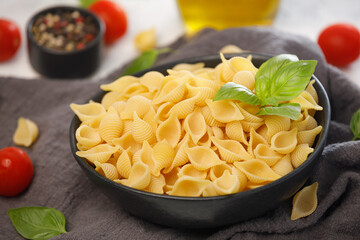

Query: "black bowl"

xmin=70 ymin=53 xmax=331 ymax=228
xmin=26 ymin=6 xmax=104 ymax=79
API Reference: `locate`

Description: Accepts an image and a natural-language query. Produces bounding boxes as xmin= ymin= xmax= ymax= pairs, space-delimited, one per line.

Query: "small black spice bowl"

xmin=26 ymin=6 xmax=104 ymax=79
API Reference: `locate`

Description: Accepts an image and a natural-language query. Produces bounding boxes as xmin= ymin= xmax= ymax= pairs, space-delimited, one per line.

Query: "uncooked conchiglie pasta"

xmin=134 ymin=28 xmax=156 ymax=52
xmin=213 ymin=170 xmax=241 ymax=195
xmin=205 ymin=99 xmax=244 ymax=123
xmin=13 ymin=117 xmax=39 ymax=147
xmin=94 ymin=161 xmax=118 ymax=181
xmin=271 ymin=128 xmax=298 ymax=154
xmin=123 ymin=161 xmax=151 ymax=190
xmin=76 ymin=144 xmax=119 ymax=164
xmin=178 ymin=163 xmax=207 ymax=179
xmin=168 ymin=176 xmax=210 ymax=197
xmin=186 ymin=146 xmax=224 ymax=171
xmin=234 ymin=159 xmax=281 ymax=184
xmin=291 ymin=182 xmax=318 ymax=220
xmin=183 ymin=108 xmax=207 ymax=144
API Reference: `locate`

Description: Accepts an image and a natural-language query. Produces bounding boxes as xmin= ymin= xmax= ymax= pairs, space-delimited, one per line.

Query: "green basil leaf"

xmin=257 ymin=103 xmax=301 ymax=120
xmin=255 ymin=54 xmax=299 ymax=103
xmin=79 ymin=0 xmax=97 ymax=8
xmin=265 ymin=60 xmax=317 ymax=103
xmin=350 ymin=108 xmax=360 ymax=140
xmin=122 ymin=48 xmax=171 ymax=76
xmin=8 ymin=207 xmax=67 ymax=240
xmin=213 ymin=82 xmax=260 ymax=105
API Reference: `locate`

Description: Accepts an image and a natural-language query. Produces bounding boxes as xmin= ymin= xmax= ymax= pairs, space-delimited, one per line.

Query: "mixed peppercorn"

xmin=31 ymin=10 xmax=99 ymax=51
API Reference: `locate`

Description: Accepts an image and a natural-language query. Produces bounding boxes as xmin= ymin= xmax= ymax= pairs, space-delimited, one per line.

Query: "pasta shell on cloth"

xmin=183 ymin=108 xmax=207 ymax=144
xmin=121 ymin=161 xmax=151 ymax=190
xmin=213 ymin=170 xmax=241 ymax=195
xmin=132 ymin=112 xmax=155 ymax=144
xmin=101 ymin=91 xmax=125 ymax=110
xmin=271 ymin=128 xmax=298 ymax=154
xmin=139 ymin=71 xmax=164 ymax=93
xmin=232 ymin=70 xmax=255 ymax=91
xmin=116 ymin=149 xmax=132 ymax=179
xmin=209 ymin=164 xmax=232 ymax=181
xmin=291 ymin=115 xmax=318 ymax=132
xmin=75 ymin=124 xmax=102 ymax=149
xmin=185 ymin=146 xmax=224 ymax=171
xmin=271 ymin=154 xmax=294 ymax=176
xmin=211 ymin=137 xmax=252 ymax=163
xmin=172 ymin=62 xmax=205 ymax=72
xmin=297 ymin=126 xmax=323 ymax=146
xmin=94 ymin=161 xmax=118 ymax=180
xmin=200 ymin=105 xmax=225 ymax=127
xmin=253 ymin=143 xmax=283 ymax=167
xmin=264 ymin=115 xmax=291 ymax=138
xmin=152 ymin=140 xmax=175 ymax=176
xmin=156 ymin=112 xmax=182 ymax=148
xmin=120 ymin=95 xmax=152 ymax=120
xmin=178 ymin=163 xmax=208 ymax=179
xmin=13 ymin=117 xmax=39 ymax=147
xmin=100 ymin=75 xmax=139 ymax=92
xmin=234 ymin=159 xmax=281 ymax=184
xmin=291 ymin=144 xmax=314 ymax=168
xmin=187 ymin=85 xmax=216 ymax=106
xmin=248 ymin=128 xmax=268 ymax=156
xmin=305 ymin=80 xmax=319 ymax=103
xmin=167 ymin=95 xmax=196 ymax=119
xmin=111 ymin=131 xmax=142 ymax=156
xmin=99 ymin=107 xmax=123 ymax=142
xmin=225 ymin=121 xmax=248 ymax=145
xmin=291 ymin=182 xmax=318 ymax=220
xmin=146 ymin=174 xmax=166 ymax=194
xmin=76 ymin=144 xmax=119 ymax=164
xmin=70 ymin=102 xmax=106 ymax=122
xmin=205 ymin=99 xmax=244 ymax=123
xmin=290 ymin=91 xmax=323 ymax=111
xmin=167 ymin=176 xmax=210 ymax=197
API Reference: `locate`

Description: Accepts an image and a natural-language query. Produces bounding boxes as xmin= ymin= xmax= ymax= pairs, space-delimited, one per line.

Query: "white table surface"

xmin=0 ymin=0 xmax=359 ymax=85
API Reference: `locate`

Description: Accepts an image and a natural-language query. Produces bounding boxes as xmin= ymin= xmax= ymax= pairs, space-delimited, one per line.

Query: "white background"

xmin=0 ymin=0 xmax=359 ymax=85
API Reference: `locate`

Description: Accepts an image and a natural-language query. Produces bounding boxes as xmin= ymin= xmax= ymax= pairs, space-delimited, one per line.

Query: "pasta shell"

xmin=209 ymin=164 xmax=232 ymax=181
xmin=13 ymin=117 xmax=39 ymax=147
xmin=154 ymin=102 xmax=174 ymax=122
xmin=178 ymin=164 xmax=207 ymax=179
xmin=94 ymin=161 xmax=118 ymax=180
xmin=70 ymin=102 xmax=106 ymax=122
xmin=213 ymin=170 xmax=240 ymax=195
xmin=111 ymin=101 xmax=126 ymax=116
xmin=229 ymin=56 xmax=257 ymax=72
xmin=205 ymin=99 xmax=244 ymax=123
xmin=211 ymin=137 xmax=252 ymax=163
xmin=225 ymin=121 xmax=248 ymax=145
xmin=116 ymin=149 xmax=132 ymax=179
xmin=139 ymin=141 xmax=156 ymax=174
xmin=185 ymin=146 xmax=224 ymax=171
xmin=187 ymin=85 xmax=216 ymax=106
xmin=291 ymin=182 xmax=318 ymax=220
xmin=232 ymin=71 xmax=255 ymax=90
xmin=122 ymin=83 xmax=148 ymax=99
xmin=132 ymin=112 xmax=155 ymax=144
xmin=163 ymin=134 xmax=190 ymax=173
xmin=271 ymin=154 xmax=294 ymax=176
xmin=99 ymin=107 xmax=123 ymax=142
xmin=264 ymin=115 xmax=291 ymax=137
xmin=290 ymin=91 xmax=323 ymax=111
xmin=219 ymin=44 xmax=243 ymax=54
xmin=202 ymin=182 xmax=218 ymax=197
xmin=237 ymin=103 xmax=263 ymax=123
xmin=231 ymin=166 xmax=247 ymax=191
xmin=291 ymin=144 xmax=314 ymax=168
xmin=134 ymin=27 xmax=156 ymax=52
xmin=100 ymin=75 xmax=139 ymax=92
xmin=248 ymin=128 xmax=268 ymax=156
xmin=172 ymin=62 xmax=205 ymax=72
xmin=212 ymin=126 xmax=225 ymax=140
xmin=76 ymin=144 xmax=119 ymax=164
xmin=198 ymin=126 xmax=212 ymax=147
xmin=200 ymin=105 xmax=225 ymax=127
xmin=120 ymin=95 xmax=152 ymax=120
xmin=305 ymin=80 xmax=319 ymax=103
xmin=291 ymin=115 xmax=318 ymax=132
xmin=256 ymin=125 xmax=271 ymax=143
xmin=271 ymin=128 xmax=298 ymax=154
xmin=140 ymin=71 xmax=164 ymax=93
xmin=234 ymin=159 xmax=281 ymax=184
xmin=240 ymin=120 xmax=263 ymax=132
xmin=168 ymin=176 xmax=210 ymax=197
xmin=153 ymin=79 xmax=186 ymax=104
xmin=163 ymin=167 xmax=180 ymax=191
xmin=220 ymin=53 xmax=236 ymax=82
xmin=75 ymin=124 xmax=102 ymax=148
xmin=122 ymin=120 xmax=133 ymax=134
xmin=156 ymin=112 xmax=181 ymax=148
xmin=253 ymin=143 xmax=283 ymax=167
xmin=152 ymin=140 xmax=175 ymax=176
xmin=124 ymin=161 xmax=151 ymax=190
xmin=101 ymin=91 xmax=125 ymax=110
xmin=146 ymin=174 xmax=166 ymax=194
xmin=297 ymin=126 xmax=322 ymax=146
xmin=188 ymin=76 xmax=220 ymax=90
xmin=168 ymin=95 xmax=196 ymax=119
xmin=183 ymin=108 xmax=207 ymax=144
xmin=111 ymin=132 xmax=142 ymax=156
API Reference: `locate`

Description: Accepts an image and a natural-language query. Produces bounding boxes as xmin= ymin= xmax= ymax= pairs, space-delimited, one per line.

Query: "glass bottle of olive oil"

xmin=177 ymin=0 xmax=280 ymax=36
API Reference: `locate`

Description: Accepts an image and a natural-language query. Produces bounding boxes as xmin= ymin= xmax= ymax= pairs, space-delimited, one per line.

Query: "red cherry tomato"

xmin=0 ymin=147 xmax=34 ymax=197
xmin=0 ymin=19 xmax=21 ymax=62
xmin=318 ymin=23 xmax=360 ymax=67
xmin=89 ymin=0 xmax=127 ymax=45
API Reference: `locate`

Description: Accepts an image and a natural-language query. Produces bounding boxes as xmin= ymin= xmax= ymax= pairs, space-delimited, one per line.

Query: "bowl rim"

xmin=69 ymin=52 xmax=331 ymax=201
xmin=26 ymin=5 xmax=104 ymax=55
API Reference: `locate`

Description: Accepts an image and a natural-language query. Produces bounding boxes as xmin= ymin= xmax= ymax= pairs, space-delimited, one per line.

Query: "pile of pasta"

xmin=70 ymin=55 xmax=323 ymax=197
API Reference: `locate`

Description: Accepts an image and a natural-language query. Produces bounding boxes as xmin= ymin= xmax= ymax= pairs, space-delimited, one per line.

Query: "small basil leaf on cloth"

xmin=255 ymin=54 xmax=299 ymax=102
xmin=8 ymin=207 xmax=67 ymax=240
xmin=257 ymin=103 xmax=301 ymax=120
xmin=213 ymin=82 xmax=260 ymax=105
xmin=268 ymin=60 xmax=317 ymax=103
xmin=350 ymin=108 xmax=360 ymax=140
xmin=122 ymin=48 xmax=171 ymax=76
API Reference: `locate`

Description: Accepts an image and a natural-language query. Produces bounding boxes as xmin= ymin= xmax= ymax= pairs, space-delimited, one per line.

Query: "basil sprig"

xmin=213 ymin=54 xmax=317 ymax=120
xmin=350 ymin=108 xmax=360 ymax=140
xmin=8 ymin=207 xmax=67 ymax=240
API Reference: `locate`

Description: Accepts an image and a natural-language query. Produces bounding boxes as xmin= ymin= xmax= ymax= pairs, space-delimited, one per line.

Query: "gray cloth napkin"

xmin=1 ymin=27 xmax=360 ymax=240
